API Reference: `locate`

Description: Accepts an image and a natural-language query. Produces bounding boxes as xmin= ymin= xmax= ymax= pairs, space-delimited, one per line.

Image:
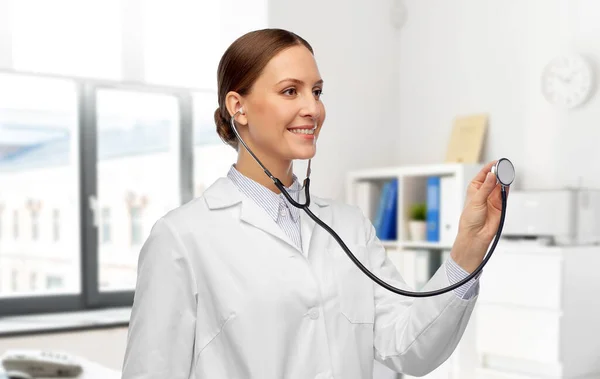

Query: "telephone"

xmin=1 ymin=350 xmax=83 ymax=378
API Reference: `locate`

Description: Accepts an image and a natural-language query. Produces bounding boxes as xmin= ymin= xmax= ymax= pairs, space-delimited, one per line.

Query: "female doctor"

xmin=121 ymin=29 xmax=505 ymax=379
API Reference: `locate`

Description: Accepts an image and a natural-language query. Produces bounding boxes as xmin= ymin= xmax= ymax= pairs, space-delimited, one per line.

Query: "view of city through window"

xmin=0 ymin=73 xmax=236 ymax=298
xmin=0 ymin=73 xmax=82 ymax=298
xmin=0 ymin=0 xmax=264 ymax=304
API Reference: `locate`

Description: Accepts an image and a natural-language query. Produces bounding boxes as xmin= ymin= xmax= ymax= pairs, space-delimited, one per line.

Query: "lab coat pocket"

xmin=330 ymin=244 xmax=375 ymax=324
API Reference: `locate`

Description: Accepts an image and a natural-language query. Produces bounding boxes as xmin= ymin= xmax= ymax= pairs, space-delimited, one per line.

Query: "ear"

xmin=225 ymin=91 xmax=247 ymax=125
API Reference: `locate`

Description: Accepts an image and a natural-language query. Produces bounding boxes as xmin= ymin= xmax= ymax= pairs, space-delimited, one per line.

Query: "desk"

xmin=0 ymin=356 xmax=120 ymax=379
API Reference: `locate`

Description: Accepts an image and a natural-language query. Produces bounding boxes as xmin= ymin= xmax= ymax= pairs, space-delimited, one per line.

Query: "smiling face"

xmin=228 ymin=45 xmax=326 ymax=162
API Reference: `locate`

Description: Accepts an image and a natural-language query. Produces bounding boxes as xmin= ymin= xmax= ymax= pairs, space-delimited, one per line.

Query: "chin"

xmin=290 ymin=146 xmax=317 ymax=160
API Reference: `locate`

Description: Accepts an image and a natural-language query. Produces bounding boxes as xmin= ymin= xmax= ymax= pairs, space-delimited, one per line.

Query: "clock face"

xmin=541 ymin=54 xmax=595 ymax=109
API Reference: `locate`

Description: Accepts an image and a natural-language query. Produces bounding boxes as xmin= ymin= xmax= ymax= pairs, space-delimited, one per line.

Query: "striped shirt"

xmin=227 ymin=165 xmax=479 ymax=299
xmin=228 ymin=165 xmax=303 ymax=250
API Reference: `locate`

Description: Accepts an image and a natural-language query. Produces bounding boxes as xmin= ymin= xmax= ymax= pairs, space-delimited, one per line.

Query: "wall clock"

xmin=541 ymin=53 xmax=595 ymax=109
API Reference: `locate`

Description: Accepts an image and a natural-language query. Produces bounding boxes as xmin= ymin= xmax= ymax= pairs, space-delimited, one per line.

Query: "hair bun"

xmin=214 ymin=108 xmax=238 ymax=149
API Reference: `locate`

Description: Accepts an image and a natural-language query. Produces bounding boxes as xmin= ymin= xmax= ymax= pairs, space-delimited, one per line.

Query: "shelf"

xmin=347 ymin=162 xmax=482 ymax=181
xmin=399 ymin=241 xmax=453 ymax=250
xmin=380 ymin=240 xmax=399 ymax=249
xmin=379 ymin=240 xmax=453 ymax=250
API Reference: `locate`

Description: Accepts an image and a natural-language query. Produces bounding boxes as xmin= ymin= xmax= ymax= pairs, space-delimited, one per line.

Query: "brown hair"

xmin=214 ymin=28 xmax=314 ymax=150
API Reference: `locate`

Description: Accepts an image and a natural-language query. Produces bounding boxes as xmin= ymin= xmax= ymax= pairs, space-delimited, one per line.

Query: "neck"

xmin=235 ymin=148 xmax=295 ymax=194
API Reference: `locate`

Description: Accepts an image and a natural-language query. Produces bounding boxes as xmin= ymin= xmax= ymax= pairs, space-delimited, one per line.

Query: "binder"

xmin=380 ymin=179 xmax=398 ymax=240
xmin=426 ymin=176 xmax=440 ymax=242
xmin=373 ymin=181 xmax=391 ymax=239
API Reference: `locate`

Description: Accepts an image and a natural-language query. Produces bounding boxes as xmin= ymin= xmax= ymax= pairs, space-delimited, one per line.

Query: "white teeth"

xmin=289 ymin=128 xmax=315 ymax=135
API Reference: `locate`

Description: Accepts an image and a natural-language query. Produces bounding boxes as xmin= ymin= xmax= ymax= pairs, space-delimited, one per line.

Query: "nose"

xmin=299 ymin=90 xmax=320 ymax=121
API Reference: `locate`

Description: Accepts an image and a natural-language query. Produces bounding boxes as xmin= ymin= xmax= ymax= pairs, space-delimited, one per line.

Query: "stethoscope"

xmin=229 ymin=110 xmax=515 ymax=297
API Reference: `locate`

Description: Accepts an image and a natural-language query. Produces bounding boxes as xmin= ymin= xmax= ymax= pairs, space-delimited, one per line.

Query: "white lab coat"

xmin=121 ymin=177 xmax=478 ymax=379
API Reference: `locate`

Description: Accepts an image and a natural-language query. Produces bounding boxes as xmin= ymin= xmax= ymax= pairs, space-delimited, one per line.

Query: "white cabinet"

xmin=475 ymin=244 xmax=600 ymax=379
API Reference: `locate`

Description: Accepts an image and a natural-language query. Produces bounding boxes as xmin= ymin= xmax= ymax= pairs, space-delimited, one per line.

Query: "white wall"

xmin=269 ymin=0 xmax=401 ymax=200
xmin=396 ymin=0 xmax=600 ymax=190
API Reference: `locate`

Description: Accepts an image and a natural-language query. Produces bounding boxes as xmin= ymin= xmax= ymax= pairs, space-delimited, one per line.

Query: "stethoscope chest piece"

xmin=492 ymin=158 xmax=515 ymax=187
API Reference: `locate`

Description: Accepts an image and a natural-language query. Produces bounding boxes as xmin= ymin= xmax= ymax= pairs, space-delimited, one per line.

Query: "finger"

xmin=466 ymin=160 xmax=498 ymax=200
xmin=472 ymin=160 xmax=498 ymax=185
xmin=489 ymin=184 xmax=504 ymax=210
xmin=473 ymin=171 xmax=498 ymax=206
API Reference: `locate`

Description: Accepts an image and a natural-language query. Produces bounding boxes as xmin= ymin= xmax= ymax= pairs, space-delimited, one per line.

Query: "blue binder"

xmin=380 ymin=179 xmax=398 ymax=240
xmin=426 ymin=177 xmax=440 ymax=242
xmin=373 ymin=181 xmax=391 ymax=239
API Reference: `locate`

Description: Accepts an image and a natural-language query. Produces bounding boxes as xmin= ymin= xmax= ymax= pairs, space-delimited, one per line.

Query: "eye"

xmin=313 ymin=88 xmax=323 ymax=99
xmin=282 ymin=87 xmax=297 ymax=96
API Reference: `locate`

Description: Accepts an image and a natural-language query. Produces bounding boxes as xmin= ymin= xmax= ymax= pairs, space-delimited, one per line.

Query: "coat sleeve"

xmin=121 ymin=218 xmax=198 ymax=379
xmin=365 ymin=215 xmax=478 ymax=377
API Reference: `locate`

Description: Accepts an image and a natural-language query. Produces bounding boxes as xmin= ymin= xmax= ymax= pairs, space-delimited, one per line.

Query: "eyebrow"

xmin=276 ymin=78 xmax=324 ymax=86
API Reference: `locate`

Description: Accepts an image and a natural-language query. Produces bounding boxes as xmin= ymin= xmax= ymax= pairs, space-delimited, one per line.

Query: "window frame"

xmin=0 ymin=70 xmax=196 ymax=316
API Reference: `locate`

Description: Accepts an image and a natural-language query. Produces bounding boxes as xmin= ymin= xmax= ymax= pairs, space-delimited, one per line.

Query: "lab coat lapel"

xmin=239 ymin=197 xmax=300 ymax=252
xmin=203 ymin=177 xmax=299 ymax=253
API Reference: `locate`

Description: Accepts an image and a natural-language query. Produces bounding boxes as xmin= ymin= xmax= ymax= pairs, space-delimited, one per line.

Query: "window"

xmin=26 ymin=199 xmax=43 ymax=241
xmin=52 ymin=209 xmax=60 ymax=242
xmin=12 ymin=209 xmax=18 ymax=240
xmin=11 ymin=270 xmax=18 ymax=292
xmin=0 ymin=73 xmax=236 ymax=314
xmin=130 ymin=206 xmax=143 ymax=246
xmin=29 ymin=272 xmax=37 ymax=291
xmin=30 ymin=209 xmax=40 ymax=241
xmin=45 ymin=275 xmax=64 ymax=290
xmin=101 ymin=207 xmax=111 ymax=244
xmin=96 ymin=89 xmax=180 ymax=293
xmin=0 ymin=73 xmax=81 ymax=302
xmin=0 ymin=0 xmax=267 ymax=317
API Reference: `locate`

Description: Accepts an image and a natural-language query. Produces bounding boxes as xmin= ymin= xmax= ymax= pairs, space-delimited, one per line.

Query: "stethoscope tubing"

xmin=229 ymin=111 xmax=507 ymax=298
